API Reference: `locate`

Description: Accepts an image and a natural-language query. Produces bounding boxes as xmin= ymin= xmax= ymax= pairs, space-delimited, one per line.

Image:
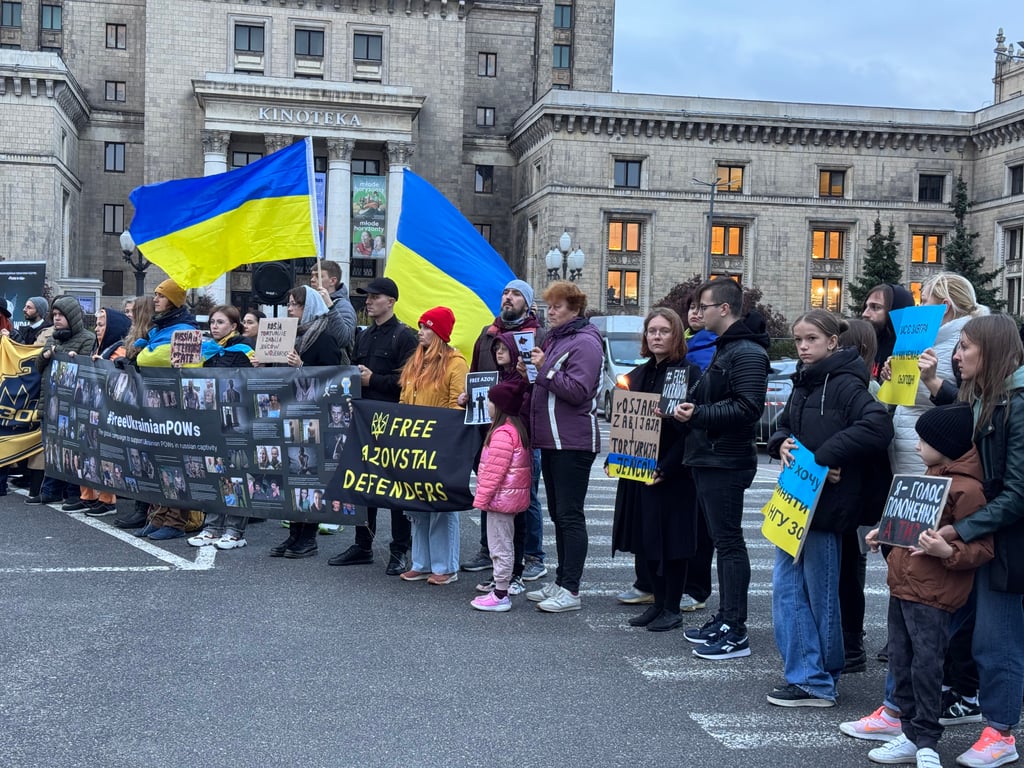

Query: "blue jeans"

xmin=772 ymin=529 xmax=843 ymax=700
xmin=406 ymin=511 xmax=459 ymax=575
xmin=525 ymin=449 xmax=544 ymax=561
xmin=41 ymin=475 xmax=74 ymax=500
xmin=972 ymin=562 xmax=1024 ymax=731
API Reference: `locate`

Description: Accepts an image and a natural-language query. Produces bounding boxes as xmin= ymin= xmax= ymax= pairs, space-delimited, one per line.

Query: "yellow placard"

xmin=877 ymin=355 xmax=920 ymax=406
xmin=760 ymin=487 xmax=813 ymax=559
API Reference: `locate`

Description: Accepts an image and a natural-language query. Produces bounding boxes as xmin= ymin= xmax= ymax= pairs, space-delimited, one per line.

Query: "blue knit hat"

xmin=504 ymin=279 xmax=534 ymax=310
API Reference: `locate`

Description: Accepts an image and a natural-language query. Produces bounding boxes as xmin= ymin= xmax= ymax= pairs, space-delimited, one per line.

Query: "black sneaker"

xmin=84 ymin=503 xmax=117 ymax=517
xmin=938 ymin=689 xmax=983 ymax=726
xmin=692 ymin=627 xmax=751 ymax=660
xmin=460 ymin=550 xmax=492 ymax=572
xmin=327 ymin=544 xmax=373 ymax=566
xmin=766 ymin=683 xmax=835 ymax=708
xmin=385 ymin=553 xmax=408 ymax=576
xmin=61 ymin=499 xmax=91 ymax=512
xmin=113 ymin=513 xmax=149 ymax=529
xmin=683 ymin=616 xmax=728 ymax=645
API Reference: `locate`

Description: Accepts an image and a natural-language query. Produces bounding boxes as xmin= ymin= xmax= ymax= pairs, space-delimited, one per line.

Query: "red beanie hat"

xmin=418 ymin=306 xmax=456 ymax=343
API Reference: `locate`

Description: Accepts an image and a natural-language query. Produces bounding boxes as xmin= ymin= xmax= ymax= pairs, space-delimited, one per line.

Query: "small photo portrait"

xmin=250 ymin=474 xmax=284 ymax=502
xmin=204 ymin=456 xmax=226 ymax=474
xmin=83 ymin=425 xmax=99 ymax=451
xmin=82 ymin=456 xmax=100 ymax=483
xmin=293 ymin=487 xmax=311 ymax=513
xmin=125 ymin=477 xmax=139 ymax=494
xmin=145 ymin=388 xmax=162 ymax=408
xmin=109 ymin=371 xmax=138 ymax=406
xmin=293 ymin=377 xmax=317 ymax=402
xmin=89 ymin=410 xmax=100 ymax=426
xmin=128 ymin=448 xmax=142 ymax=476
xmin=307 ymin=488 xmax=326 ymax=515
xmin=221 ymin=378 xmax=242 ymax=404
xmin=326 ymin=401 xmax=352 ymax=430
xmin=284 ymin=418 xmax=321 ymax=444
xmin=255 ymin=445 xmax=284 ymax=471
xmin=184 ymin=456 xmax=205 ymax=479
xmin=162 ymin=390 xmax=178 ymax=408
xmin=328 ymin=498 xmax=358 ymax=518
xmin=159 ymin=466 xmax=188 ymax=501
xmin=140 ymin=451 xmax=157 ymax=480
xmin=287 ymin=446 xmax=318 ymax=476
xmin=181 ymin=379 xmax=203 ymax=411
xmin=220 ymin=476 xmax=246 ymax=508
xmin=200 ymin=378 xmax=218 ymax=411
xmin=221 ymin=405 xmax=248 ymax=433
xmin=57 ymin=414 xmax=70 ymax=438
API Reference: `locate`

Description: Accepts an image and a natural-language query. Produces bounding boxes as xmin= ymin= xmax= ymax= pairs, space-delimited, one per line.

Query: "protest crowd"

xmin=6 ymin=261 xmax=1024 ymax=768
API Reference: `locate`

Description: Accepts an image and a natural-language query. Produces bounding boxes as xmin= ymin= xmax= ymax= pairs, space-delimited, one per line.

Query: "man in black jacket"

xmin=861 ymin=282 xmax=915 ymax=382
xmin=328 ymin=277 xmax=418 ymax=575
xmin=673 ymin=278 xmax=769 ymax=660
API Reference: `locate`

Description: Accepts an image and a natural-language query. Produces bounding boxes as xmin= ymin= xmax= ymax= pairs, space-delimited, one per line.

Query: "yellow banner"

xmin=877 ymin=355 xmax=920 ymax=406
xmin=0 ymin=336 xmax=43 ymax=466
xmin=760 ymin=488 xmax=813 ymax=558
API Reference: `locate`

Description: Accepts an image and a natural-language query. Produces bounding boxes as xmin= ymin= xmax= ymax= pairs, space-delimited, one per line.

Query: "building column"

xmin=385 ymin=141 xmax=415 ymax=262
xmin=263 ymin=133 xmax=294 ymax=154
xmin=326 ymin=138 xmax=355 ymax=287
xmin=201 ymin=130 xmax=231 ymax=303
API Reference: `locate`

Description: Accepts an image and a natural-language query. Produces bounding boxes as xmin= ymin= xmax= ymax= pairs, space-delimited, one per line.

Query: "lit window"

xmin=918 ymin=174 xmax=944 ymax=203
xmin=911 ymin=233 xmax=943 ymax=264
xmin=1 ymin=2 xmax=22 ymax=28
xmin=353 ymin=32 xmax=382 ymax=62
xmin=811 ymin=277 xmax=843 ymax=313
xmin=474 ymin=165 xmax=493 ymax=194
xmin=553 ymin=44 xmax=571 ymax=69
xmin=1011 ymin=165 xmax=1024 ymax=196
xmin=476 ymin=107 xmax=495 ymax=127
xmin=478 ymin=52 xmax=496 ymax=77
xmin=104 ymin=143 xmax=125 ymax=173
xmin=473 ymin=223 xmax=492 ymax=243
xmin=103 ymin=204 xmax=124 ymax=234
xmin=231 ymin=151 xmax=263 ymax=168
xmin=909 ymin=282 xmax=923 ymax=305
xmin=819 ymin=169 xmax=845 ymax=197
xmin=712 ymin=225 xmax=744 ymax=257
xmin=105 ymin=23 xmax=126 ymax=49
xmin=716 ymin=165 xmax=743 ymax=193
xmin=554 ymin=5 xmax=573 ymax=28
xmin=295 ymin=29 xmax=324 ymax=57
xmin=608 ymin=220 xmax=641 ymax=252
xmin=607 ymin=270 xmax=639 ymax=306
xmin=234 ymin=24 xmax=264 ymax=53
xmin=41 ymin=4 xmax=61 ymax=31
xmin=614 ymin=159 xmax=641 ymax=189
xmin=811 ymin=229 xmax=845 ymax=260
xmin=105 ymin=81 xmax=126 ymax=102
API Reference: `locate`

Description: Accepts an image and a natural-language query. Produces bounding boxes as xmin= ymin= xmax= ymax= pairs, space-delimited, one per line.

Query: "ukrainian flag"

xmin=386 ymin=170 xmax=514 ymax=355
xmin=128 ymin=138 xmax=320 ymax=288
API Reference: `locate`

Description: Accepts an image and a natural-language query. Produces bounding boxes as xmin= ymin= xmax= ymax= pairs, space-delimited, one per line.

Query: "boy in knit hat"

xmin=850 ymin=404 xmax=994 ymax=768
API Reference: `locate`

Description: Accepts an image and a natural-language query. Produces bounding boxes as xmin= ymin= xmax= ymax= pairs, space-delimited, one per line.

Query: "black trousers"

xmin=540 ymin=449 xmax=596 ymax=594
xmin=355 ymin=507 xmax=411 ymax=555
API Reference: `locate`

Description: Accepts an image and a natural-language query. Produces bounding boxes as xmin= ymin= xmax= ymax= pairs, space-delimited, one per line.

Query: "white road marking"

xmin=687 ymin=712 xmax=847 ymax=749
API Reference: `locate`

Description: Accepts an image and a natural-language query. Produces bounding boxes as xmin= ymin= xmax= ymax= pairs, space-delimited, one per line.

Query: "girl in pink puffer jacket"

xmin=471 ymin=379 xmax=532 ymax=612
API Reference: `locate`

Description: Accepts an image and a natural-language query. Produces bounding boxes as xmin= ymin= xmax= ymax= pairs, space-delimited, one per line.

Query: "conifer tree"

xmin=849 ymin=217 xmax=902 ymax=312
xmin=943 ymin=174 xmax=1003 ymax=310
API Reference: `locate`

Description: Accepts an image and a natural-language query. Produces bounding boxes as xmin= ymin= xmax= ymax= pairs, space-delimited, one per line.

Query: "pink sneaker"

xmin=471 ymin=591 xmax=511 ymax=612
xmin=957 ymin=727 xmax=1018 ymax=768
xmin=838 ymin=705 xmax=902 ymax=742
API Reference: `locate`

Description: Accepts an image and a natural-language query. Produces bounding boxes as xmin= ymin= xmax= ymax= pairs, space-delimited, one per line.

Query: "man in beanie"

xmin=459 ymin=278 xmax=547 ymax=579
xmin=851 ymin=403 xmax=991 ymax=766
xmin=21 ymin=296 xmax=52 ymax=346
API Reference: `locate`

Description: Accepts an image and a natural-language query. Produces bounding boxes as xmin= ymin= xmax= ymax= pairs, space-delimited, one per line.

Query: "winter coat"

xmin=684 ymin=312 xmax=770 ymax=470
xmin=684 ymin=328 xmax=717 ymax=372
xmin=886 ymin=446 xmax=993 ymax=612
xmin=21 ymin=320 xmax=52 ymax=346
xmin=529 ymin=317 xmax=602 ymax=453
xmin=97 ymin=308 xmax=131 ymax=360
xmin=470 ymin=312 xmax=546 ymax=372
xmin=352 ymin=314 xmax=419 ymax=402
xmin=890 ymin=315 xmax=970 ymax=474
xmin=953 ymin=366 xmax=1024 ymax=593
xmin=325 ymin=284 xmax=357 ymax=364
xmin=134 ymin=305 xmax=199 ymax=368
xmin=39 ymin=295 xmax=96 ymax=364
xmin=400 ymin=349 xmax=468 ymax=409
xmin=767 ymin=347 xmax=894 ymax=533
xmin=473 ymin=422 xmax=531 ymax=514
xmin=202 ymin=333 xmax=254 ymax=368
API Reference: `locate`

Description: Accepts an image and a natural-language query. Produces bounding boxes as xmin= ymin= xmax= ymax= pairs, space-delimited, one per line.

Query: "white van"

xmin=589 ymin=315 xmax=646 ymax=421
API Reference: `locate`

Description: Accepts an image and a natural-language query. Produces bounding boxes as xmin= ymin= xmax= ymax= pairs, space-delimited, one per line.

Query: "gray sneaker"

xmin=522 ymin=558 xmax=548 ymax=581
xmin=526 ymin=581 xmax=562 ymax=603
xmin=508 ymin=576 xmax=526 ymax=596
xmin=460 ymin=550 xmax=492 ymax=572
xmin=679 ymin=594 xmax=707 ymax=612
xmin=537 ymin=587 xmax=582 ymax=613
xmin=616 ymin=586 xmax=655 ymax=605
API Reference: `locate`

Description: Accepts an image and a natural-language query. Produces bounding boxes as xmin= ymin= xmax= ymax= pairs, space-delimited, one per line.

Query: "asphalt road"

xmin=0 ymin=424 xmax=987 ymax=768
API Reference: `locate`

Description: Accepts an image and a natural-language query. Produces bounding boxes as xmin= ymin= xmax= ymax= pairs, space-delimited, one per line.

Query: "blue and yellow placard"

xmin=607 ymin=390 xmax=661 ymax=483
xmin=877 ymin=304 xmax=946 ymax=406
xmin=761 ymin=437 xmax=829 ymax=560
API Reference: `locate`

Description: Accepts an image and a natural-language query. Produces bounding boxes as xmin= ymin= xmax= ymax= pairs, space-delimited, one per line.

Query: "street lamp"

xmin=545 ymin=230 xmax=586 ymax=282
xmin=692 ymin=176 xmax=730 ymax=280
xmin=119 ymin=229 xmax=149 ymax=297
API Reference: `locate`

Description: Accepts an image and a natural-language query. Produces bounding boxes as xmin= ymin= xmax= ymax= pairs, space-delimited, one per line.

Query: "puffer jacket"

xmin=887 ymin=446 xmax=993 ymax=611
xmin=890 ymin=315 xmax=970 ymax=474
xmin=399 ymin=350 xmax=468 ymax=409
xmin=39 ymin=295 xmax=97 ymax=366
xmin=529 ymin=317 xmax=602 ymax=452
xmin=473 ymin=422 xmax=531 ymax=514
xmin=134 ymin=304 xmax=199 ymax=368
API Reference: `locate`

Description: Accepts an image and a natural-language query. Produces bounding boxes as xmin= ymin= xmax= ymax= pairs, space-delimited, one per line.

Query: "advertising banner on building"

xmin=0 ymin=261 xmax=47 ymax=327
xmin=351 ymin=176 xmax=387 ymax=259
xmin=44 ymin=354 xmax=366 ymax=524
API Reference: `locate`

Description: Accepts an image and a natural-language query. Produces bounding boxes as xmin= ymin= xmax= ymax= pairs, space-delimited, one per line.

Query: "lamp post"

xmin=545 ymin=230 xmax=586 ymax=282
xmin=692 ymin=177 xmax=730 ymax=280
xmin=119 ymin=229 xmax=149 ymax=297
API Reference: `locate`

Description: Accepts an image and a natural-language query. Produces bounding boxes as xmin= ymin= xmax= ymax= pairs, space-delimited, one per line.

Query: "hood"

xmin=52 ymin=295 xmax=85 ymax=336
xmin=937 ymin=444 xmax=985 ymax=486
xmin=793 ymin=346 xmax=868 ymax=388
xmin=1007 ymin=365 xmax=1024 ymax=391
xmin=331 ymin=283 xmax=351 ymax=301
xmin=716 ymin=310 xmax=770 ymax=349
xmin=493 ymin=331 xmax=522 ymax=371
xmin=301 ymin=285 xmax=329 ymax=324
xmin=884 ymin=284 xmax=916 ymax=335
xmin=101 ymin=308 xmax=131 ymax=347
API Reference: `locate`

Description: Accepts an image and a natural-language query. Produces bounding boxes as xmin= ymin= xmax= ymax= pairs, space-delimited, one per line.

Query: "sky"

xmin=612 ymin=1 xmax=1024 ymax=112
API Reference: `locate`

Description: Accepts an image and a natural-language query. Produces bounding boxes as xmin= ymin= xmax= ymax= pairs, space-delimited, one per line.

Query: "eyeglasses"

xmin=645 ymin=328 xmax=673 ymax=337
xmin=697 ymin=302 xmax=725 ymax=314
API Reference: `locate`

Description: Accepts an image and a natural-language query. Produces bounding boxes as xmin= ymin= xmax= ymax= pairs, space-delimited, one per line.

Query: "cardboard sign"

xmin=878 ymin=305 xmax=946 ymax=406
xmin=760 ymin=437 xmax=829 ymax=560
xmin=255 ymin=317 xmax=299 ymax=364
xmin=606 ymin=390 xmax=661 ymax=483
xmin=169 ymin=330 xmax=203 ymax=368
xmin=876 ymin=473 xmax=952 ymax=548
xmin=464 ymin=371 xmax=499 ymax=425
xmin=658 ymin=367 xmax=689 ymax=415
xmin=512 ymin=331 xmax=538 ymax=383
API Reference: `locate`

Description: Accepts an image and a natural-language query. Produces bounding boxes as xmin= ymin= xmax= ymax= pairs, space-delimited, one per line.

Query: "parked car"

xmin=590 ymin=315 xmax=645 ymax=421
xmin=758 ymin=358 xmax=797 ymax=444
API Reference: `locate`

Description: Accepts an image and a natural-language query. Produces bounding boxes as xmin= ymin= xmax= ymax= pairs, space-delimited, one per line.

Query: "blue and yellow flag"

xmin=0 ymin=337 xmax=42 ymax=466
xmin=128 ymin=138 xmax=320 ymax=288
xmin=385 ymin=170 xmax=515 ymax=355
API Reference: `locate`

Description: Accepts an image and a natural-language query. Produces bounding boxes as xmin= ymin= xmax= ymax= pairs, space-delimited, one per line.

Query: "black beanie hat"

xmin=915 ymin=403 xmax=975 ymax=461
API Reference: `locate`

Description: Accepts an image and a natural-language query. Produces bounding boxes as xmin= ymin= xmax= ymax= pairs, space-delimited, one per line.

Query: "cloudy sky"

xmin=612 ymin=1 xmax=1023 ymax=111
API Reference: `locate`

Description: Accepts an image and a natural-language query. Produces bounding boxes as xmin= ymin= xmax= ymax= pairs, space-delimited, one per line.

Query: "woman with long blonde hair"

xmin=123 ymin=296 xmax=155 ymax=362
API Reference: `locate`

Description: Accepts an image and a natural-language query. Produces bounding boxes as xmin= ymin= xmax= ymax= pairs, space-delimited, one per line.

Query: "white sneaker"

xmin=869 ymin=734 xmax=918 ymax=764
xmin=187 ymin=529 xmax=219 ymax=547
xmin=215 ymin=535 xmax=247 ymax=550
xmin=537 ymin=588 xmax=581 ymax=613
xmin=840 ymin=706 xmax=903 ymax=742
xmin=679 ymin=594 xmax=707 ymax=612
xmin=526 ymin=582 xmax=562 ymax=603
xmin=508 ymin=576 xmax=525 ymax=596
xmin=916 ymin=748 xmax=941 ymax=768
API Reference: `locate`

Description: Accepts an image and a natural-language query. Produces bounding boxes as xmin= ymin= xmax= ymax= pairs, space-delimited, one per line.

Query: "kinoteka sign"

xmin=257 ymin=107 xmax=362 ymax=127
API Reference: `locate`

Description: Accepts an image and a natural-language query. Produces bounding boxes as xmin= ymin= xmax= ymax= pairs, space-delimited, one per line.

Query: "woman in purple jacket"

xmin=526 ymin=281 xmax=603 ymax=613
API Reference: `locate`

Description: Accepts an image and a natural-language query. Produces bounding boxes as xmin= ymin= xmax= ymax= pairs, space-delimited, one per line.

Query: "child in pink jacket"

xmin=471 ymin=379 xmax=532 ymax=612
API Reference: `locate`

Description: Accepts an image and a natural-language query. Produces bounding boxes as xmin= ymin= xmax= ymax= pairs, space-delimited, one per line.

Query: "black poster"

xmin=876 ymin=473 xmax=952 ymax=548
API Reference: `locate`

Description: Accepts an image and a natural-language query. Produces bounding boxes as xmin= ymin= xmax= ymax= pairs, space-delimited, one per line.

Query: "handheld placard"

xmin=875 ymin=474 xmax=952 ymax=547
xmin=760 ymin=436 xmax=829 ymax=560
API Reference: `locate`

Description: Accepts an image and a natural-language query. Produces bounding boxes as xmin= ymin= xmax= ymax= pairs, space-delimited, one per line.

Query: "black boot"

xmin=648 ymin=609 xmax=684 ymax=632
xmin=270 ymin=524 xmax=301 ymax=557
xmin=114 ymin=500 xmax=150 ymax=529
xmin=27 ymin=468 xmax=44 ymax=498
xmin=844 ymin=630 xmax=867 ymax=673
xmin=284 ymin=523 xmax=318 ymax=559
xmin=629 ymin=604 xmax=663 ymax=627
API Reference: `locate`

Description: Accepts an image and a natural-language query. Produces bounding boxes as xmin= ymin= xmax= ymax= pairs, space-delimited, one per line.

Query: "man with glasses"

xmin=671 ymin=277 xmax=769 ymax=660
xmin=328 ymin=277 xmax=418 ymax=575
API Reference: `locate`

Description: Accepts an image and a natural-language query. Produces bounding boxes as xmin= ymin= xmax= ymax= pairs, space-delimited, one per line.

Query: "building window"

xmin=553 ymin=44 xmax=571 ymax=69
xmin=1008 ymin=277 xmax=1022 ymax=317
xmin=554 ymin=4 xmax=573 ymax=28
xmin=819 ymin=169 xmax=845 ymax=197
xmin=811 ymin=277 xmax=843 ymax=313
xmin=352 ymin=159 xmax=380 ymax=175
xmin=1005 ymin=226 xmax=1023 ymax=263
xmin=811 ymin=229 xmax=844 ymax=260
xmin=231 ymin=151 xmax=263 ymax=168
xmin=353 ymin=32 xmax=382 ymax=62
xmin=41 ymin=4 xmax=61 ymax=31
xmin=103 ymin=204 xmax=124 ymax=235
xmin=102 ymin=269 xmax=124 ymax=296
xmin=712 ymin=225 xmax=744 ymax=257
xmin=105 ymin=23 xmax=126 ymax=49
xmin=1 ymin=2 xmax=21 ymax=28
xmin=476 ymin=107 xmax=495 ymax=127
xmin=234 ymin=24 xmax=264 ymax=53
xmin=716 ymin=164 xmax=744 ymax=193
xmin=473 ymin=223 xmax=492 ymax=243
xmin=918 ymin=174 xmax=945 ymax=203
xmin=478 ymin=52 xmax=496 ymax=77
xmin=607 ymin=270 xmax=639 ymax=306
xmin=608 ymin=220 xmax=642 ymax=252
xmin=911 ymin=233 xmax=943 ymax=264
xmin=295 ymin=28 xmax=324 ymax=57
xmin=614 ymin=159 xmax=641 ymax=189
xmin=474 ymin=165 xmax=493 ymax=194
xmin=104 ymin=81 xmax=126 ymax=102
xmin=104 ymin=143 xmax=125 ymax=173
xmin=909 ymin=282 xmax=923 ymax=305
xmin=1012 ymin=164 xmax=1024 ymax=196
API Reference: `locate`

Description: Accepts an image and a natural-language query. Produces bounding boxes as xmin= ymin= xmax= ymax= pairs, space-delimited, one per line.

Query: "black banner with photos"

xmin=44 ymin=354 xmax=367 ymax=524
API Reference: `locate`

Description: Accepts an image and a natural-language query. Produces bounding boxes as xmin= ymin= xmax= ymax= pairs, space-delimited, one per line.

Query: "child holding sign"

xmin=766 ymin=310 xmax=892 ymax=707
xmin=851 ymin=404 xmax=992 ymax=767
